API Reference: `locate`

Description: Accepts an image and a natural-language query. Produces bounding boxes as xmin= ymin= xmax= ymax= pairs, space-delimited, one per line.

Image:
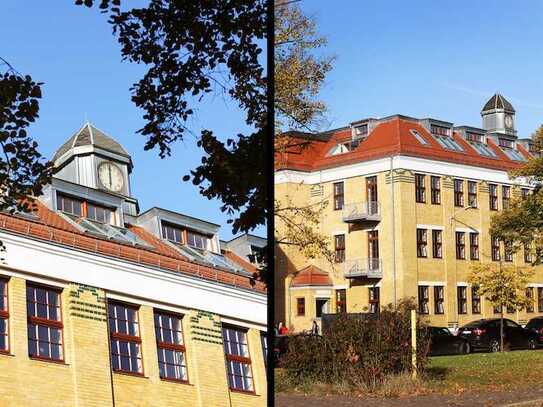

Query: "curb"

xmin=501 ymin=399 xmax=543 ymax=407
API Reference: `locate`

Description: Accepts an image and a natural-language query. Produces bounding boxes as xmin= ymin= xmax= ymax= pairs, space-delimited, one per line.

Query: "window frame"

xmin=0 ymin=278 xmax=9 ymax=354
xmin=334 ymin=234 xmax=345 ymax=263
xmin=489 ymin=184 xmax=498 ymax=210
xmin=491 ymin=236 xmax=501 ymax=261
xmin=430 ymin=176 xmax=441 ymax=205
xmin=469 ymin=232 xmax=479 ymax=260
xmin=525 ymin=243 xmax=533 ymax=264
xmin=368 ymin=287 xmax=380 ymax=314
xmin=336 ymin=289 xmax=346 ymax=313
xmin=526 ymin=288 xmax=535 ymax=313
xmin=455 ymin=232 xmax=466 ymax=260
xmin=454 ymin=179 xmax=464 ymax=207
xmin=26 ymin=283 xmax=64 ymax=363
xmin=471 ymin=286 xmax=481 ymax=314
xmin=161 ymin=222 xmax=184 ymax=244
xmin=418 ymin=286 xmax=429 ymax=314
xmin=222 ymin=325 xmax=254 ymax=394
xmin=502 ymin=185 xmax=511 ymax=210
xmin=333 ymin=182 xmax=344 ymax=211
xmin=432 ymin=230 xmax=442 ymax=259
xmin=434 ymin=286 xmax=444 ymax=314
xmin=504 ymin=240 xmax=513 ymax=262
xmin=296 ymin=298 xmax=305 ymax=317
xmin=538 ymin=288 xmax=543 ymax=313
xmin=154 ymin=310 xmax=189 ymax=383
xmin=108 ymin=301 xmax=144 ymax=376
xmin=57 ymin=192 xmax=115 ymax=224
xmin=457 ymin=286 xmax=467 ymax=315
xmin=416 ymin=228 xmax=427 ymax=258
xmin=467 ymin=181 xmax=477 ymax=208
xmin=415 ymin=174 xmax=426 ymax=203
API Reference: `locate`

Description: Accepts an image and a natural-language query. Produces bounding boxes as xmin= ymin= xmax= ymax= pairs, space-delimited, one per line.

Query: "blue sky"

xmin=1 ymin=1 xmax=264 ymax=240
xmin=301 ymin=0 xmax=543 ymax=137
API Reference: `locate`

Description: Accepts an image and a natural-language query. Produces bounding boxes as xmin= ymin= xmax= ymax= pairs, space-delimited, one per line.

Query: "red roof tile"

xmin=222 ymin=250 xmax=258 ymax=275
xmin=276 ymin=117 xmax=531 ymax=173
xmin=291 ymin=265 xmax=332 ymax=287
xmin=0 ymin=200 xmax=265 ymax=294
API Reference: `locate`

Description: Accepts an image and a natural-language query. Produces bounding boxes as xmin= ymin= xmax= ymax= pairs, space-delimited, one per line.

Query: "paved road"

xmin=276 ymin=388 xmax=543 ymax=407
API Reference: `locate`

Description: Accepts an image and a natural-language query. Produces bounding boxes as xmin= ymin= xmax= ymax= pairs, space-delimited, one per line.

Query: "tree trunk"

xmin=500 ymin=306 xmax=504 ymax=352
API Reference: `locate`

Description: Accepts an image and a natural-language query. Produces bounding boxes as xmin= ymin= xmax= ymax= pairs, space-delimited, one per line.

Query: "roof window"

xmin=410 ymin=129 xmax=429 ymax=145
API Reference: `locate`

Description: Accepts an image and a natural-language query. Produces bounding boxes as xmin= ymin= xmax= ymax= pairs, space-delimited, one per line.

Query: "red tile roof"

xmin=276 ymin=117 xmax=531 ymax=173
xmin=291 ymin=265 xmax=332 ymax=287
xmin=0 ymin=200 xmax=266 ymax=294
xmin=222 ymin=250 xmax=258 ymax=275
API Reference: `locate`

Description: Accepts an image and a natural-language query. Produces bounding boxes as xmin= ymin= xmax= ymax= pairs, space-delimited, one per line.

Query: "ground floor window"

xmin=471 ymin=287 xmax=481 ymax=314
xmin=434 ymin=286 xmax=444 ymax=314
xmin=457 ymin=286 xmax=467 ymax=314
xmin=315 ymin=298 xmax=329 ymax=318
xmin=368 ymin=287 xmax=380 ymax=314
xmin=526 ymin=288 xmax=534 ymax=313
xmin=539 ymin=288 xmax=543 ymax=312
xmin=222 ymin=325 xmax=254 ymax=393
xmin=296 ymin=298 xmax=305 ymax=316
xmin=418 ymin=286 xmax=429 ymax=314
xmin=336 ymin=289 xmax=346 ymax=313
xmin=260 ymin=332 xmax=267 ymax=367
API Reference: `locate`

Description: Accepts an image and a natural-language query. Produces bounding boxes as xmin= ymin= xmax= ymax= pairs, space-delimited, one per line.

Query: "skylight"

xmin=469 ymin=141 xmax=497 ymax=158
xmin=62 ymin=213 xmax=153 ymax=248
xmin=501 ymin=148 xmax=526 ymax=161
xmin=433 ymin=134 xmax=464 ymax=152
xmin=410 ymin=129 xmax=429 ymax=145
xmin=327 ymin=142 xmax=352 ymax=156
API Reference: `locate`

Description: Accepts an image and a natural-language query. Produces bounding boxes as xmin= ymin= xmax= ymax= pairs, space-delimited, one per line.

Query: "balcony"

xmin=342 ymin=201 xmax=380 ymax=223
xmin=344 ymin=258 xmax=383 ymax=279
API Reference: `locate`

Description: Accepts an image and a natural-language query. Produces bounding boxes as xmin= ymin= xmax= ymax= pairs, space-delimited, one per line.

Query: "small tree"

xmin=468 ymin=262 xmax=533 ymax=351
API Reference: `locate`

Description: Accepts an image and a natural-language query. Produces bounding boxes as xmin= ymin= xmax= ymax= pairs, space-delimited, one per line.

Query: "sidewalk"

xmin=276 ymin=388 xmax=543 ymax=407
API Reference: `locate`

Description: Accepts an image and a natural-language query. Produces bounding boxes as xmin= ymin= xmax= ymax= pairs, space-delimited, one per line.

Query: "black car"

xmin=525 ymin=317 xmax=543 ymax=344
xmin=428 ymin=327 xmax=470 ymax=356
xmin=458 ymin=318 xmax=539 ymax=352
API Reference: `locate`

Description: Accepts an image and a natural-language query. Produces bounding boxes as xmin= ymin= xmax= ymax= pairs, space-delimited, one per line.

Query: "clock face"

xmin=505 ymin=115 xmax=513 ymax=129
xmin=98 ymin=162 xmax=124 ymax=192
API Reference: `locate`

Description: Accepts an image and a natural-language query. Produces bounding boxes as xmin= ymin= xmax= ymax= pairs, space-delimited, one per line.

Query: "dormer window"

xmin=354 ymin=124 xmax=368 ymax=138
xmin=57 ymin=193 xmax=115 ymax=224
xmin=187 ymin=231 xmax=209 ymax=250
xmin=57 ymin=194 xmax=83 ymax=217
xmin=87 ymin=203 xmax=113 ymax=224
xmin=430 ymin=124 xmax=452 ymax=137
xmin=161 ymin=221 xmax=210 ymax=250
xmin=162 ymin=222 xmax=183 ymax=244
xmin=499 ymin=138 xmax=514 ymax=149
xmin=466 ymin=132 xmax=483 ymax=143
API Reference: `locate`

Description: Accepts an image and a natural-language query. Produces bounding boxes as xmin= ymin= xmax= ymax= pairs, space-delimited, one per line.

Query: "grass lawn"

xmin=276 ymin=349 xmax=543 ymax=397
xmin=425 ymin=349 xmax=543 ymax=393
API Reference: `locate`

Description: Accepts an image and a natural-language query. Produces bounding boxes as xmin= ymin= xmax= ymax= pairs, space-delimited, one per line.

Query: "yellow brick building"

xmin=275 ymin=94 xmax=543 ymax=333
xmin=0 ymin=123 xmax=267 ymax=406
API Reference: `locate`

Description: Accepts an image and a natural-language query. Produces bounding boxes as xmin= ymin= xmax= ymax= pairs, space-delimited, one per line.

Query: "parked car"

xmin=428 ymin=327 xmax=470 ymax=356
xmin=457 ymin=318 xmax=539 ymax=352
xmin=525 ymin=316 xmax=543 ymax=344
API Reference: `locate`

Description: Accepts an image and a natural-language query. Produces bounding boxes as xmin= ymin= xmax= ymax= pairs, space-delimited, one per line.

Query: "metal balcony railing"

xmin=342 ymin=201 xmax=380 ymax=223
xmin=344 ymin=258 xmax=383 ymax=279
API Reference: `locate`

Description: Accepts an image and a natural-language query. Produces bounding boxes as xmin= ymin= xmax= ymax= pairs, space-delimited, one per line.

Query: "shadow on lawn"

xmin=424 ymin=366 xmax=449 ymax=381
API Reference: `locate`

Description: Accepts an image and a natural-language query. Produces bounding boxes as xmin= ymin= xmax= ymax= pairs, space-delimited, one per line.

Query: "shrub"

xmin=280 ymin=299 xmax=430 ymax=388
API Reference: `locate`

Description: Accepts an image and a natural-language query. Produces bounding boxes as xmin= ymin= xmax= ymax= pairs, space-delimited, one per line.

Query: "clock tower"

xmin=481 ymin=93 xmax=517 ymax=138
xmin=51 ymin=122 xmax=139 ymax=216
